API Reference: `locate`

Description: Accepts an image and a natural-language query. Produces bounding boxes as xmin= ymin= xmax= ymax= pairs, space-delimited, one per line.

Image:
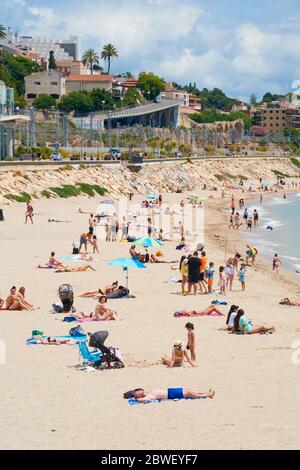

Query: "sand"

xmin=0 ymin=188 xmax=300 ymax=450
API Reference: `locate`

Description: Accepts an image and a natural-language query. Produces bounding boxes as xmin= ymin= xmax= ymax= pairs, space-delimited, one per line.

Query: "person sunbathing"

xmin=34 ymin=336 xmax=76 ymax=345
xmin=124 ymin=387 xmax=215 ymax=401
xmin=129 ymin=245 xmax=149 ymax=263
xmin=175 ymin=305 xmax=224 ymax=317
xmin=161 ymin=340 xmax=195 ymax=368
xmin=279 ymin=298 xmax=300 ymax=307
xmin=79 ymin=281 xmax=119 ymax=298
xmin=6 ymin=286 xmax=35 ymax=311
xmin=231 ymin=309 xmax=275 ymax=335
xmin=48 ymin=252 xmax=65 ymax=268
xmin=16 ymin=287 xmax=34 ymax=309
xmin=55 ymin=264 xmax=96 ymax=273
xmin=74 ymin=296 xmax=117 ymax=321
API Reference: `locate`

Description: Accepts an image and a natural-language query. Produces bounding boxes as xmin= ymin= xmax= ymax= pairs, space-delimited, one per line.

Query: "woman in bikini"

xmin=6 ymin=286 xmax=35 ymax=311
xmin=79 ymin=281 xmax=119 ymax=298
xmin=161 ymin=340 xmax=195 ymax=368
xmin=55 ymin=264 xmax=96 ymax=273
xmin=74 ymin=296 xmax=117 ymax=321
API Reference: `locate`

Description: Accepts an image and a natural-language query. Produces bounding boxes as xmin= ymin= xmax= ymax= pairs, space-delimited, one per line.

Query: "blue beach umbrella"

xmin=107 ymin=257 xmax=147 ymax=288
xmin=134 ymin=237 xmax=163 ymax=248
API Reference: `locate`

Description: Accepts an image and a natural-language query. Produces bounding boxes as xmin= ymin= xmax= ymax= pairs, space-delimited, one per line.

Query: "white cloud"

xmin=1 ymin=0 xmax=300 ymax=99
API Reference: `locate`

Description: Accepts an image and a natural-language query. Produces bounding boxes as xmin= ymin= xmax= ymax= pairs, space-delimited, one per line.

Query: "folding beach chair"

xmin=77 ymin=341 xmax=102 ymax=367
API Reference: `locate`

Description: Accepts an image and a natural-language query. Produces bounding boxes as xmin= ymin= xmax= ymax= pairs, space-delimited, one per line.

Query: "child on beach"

xmin=239 ymin=263 xmax=246 ymax=291
xmin=92 ymin=235 xmax=99 ymax=254
xmin=180 ymin=255 xmax=189 ymax=295
xmin=205 ymin=262 xmax=215 ymax=294
xmin=185 ymin=322 xmax=196 ymax=362
xmin=218 ymin=266 xmax=226 ymax=294
xmin=273 ymin=254 xmax=281 ymax=274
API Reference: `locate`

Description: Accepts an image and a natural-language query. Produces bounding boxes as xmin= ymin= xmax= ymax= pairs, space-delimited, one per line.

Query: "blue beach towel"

xmin=211 ymin=300 xmax=228 ymax=305
xmin=128 ymin=397 xmax=206 ymax=405
xmin=26 ymin=334 xmax=87 ymax=345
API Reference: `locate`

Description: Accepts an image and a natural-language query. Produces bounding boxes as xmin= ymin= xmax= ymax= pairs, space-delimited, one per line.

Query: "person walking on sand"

xmin=273 ymin=254 xmax=281 ymax=274
xmin=92 ymin=235 xmax=99 ymax=254
xmin=185 ymin=322 xmax=196 ymax=362
xmin=231 ymin=196 xmax=235 ymax=215
xmin=25 ymin=202 xmax=34 ymax=224
xmin=253 ymin=209 xmax=259 ymax=228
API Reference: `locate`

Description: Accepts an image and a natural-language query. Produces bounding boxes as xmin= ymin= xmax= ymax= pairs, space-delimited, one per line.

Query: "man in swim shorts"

xmin=127 ymin=387 xmax=215 ymax=401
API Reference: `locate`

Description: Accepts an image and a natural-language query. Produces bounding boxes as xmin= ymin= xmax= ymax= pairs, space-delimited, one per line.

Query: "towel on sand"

xmin=128 ymin=397 xmax=206 ymax=405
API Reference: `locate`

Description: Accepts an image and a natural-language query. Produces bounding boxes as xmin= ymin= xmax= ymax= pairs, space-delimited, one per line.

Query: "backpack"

xmin=59 ymin=284 xmax=73 ymax=301
xmin=52 ymin=302 xmax=64 ymax=313
xmin=69 ymin=325 xmax=85 ymax=337
xmin=72 ymin=247 xmax=79 ymax=254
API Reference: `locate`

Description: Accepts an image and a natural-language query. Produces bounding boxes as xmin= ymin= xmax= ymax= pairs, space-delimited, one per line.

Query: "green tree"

xmin=90 ymin=87 xmax=114 ymax=110
xmin=250 ymin=94 xmax=257 ymax=105
xmin=33 ymin=94 xmax=57 ymax=110
xmin=0 ymin=52 xmax=42 ymax=96
xmin=82 ymin=48 xmax=100 ymax=75
xmin=101 ymin=43 xmax=118 ymax=74
xmin=0 ymin=24 xmax=6 ymax=40
xmin=59 ymin=91 xmax=93 ymax=114
xmin=122 ymin=88 xmax=145 ymax=106
xmin=262 ymin=92 xmax=274 ymax=103
xmin=138 ymin=72 xmax=166 ymax=100
xmin=48 ymin=50 xmax=57 ymax=70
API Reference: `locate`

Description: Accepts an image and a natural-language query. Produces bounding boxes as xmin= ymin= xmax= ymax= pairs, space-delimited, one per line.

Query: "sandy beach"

xmin=0 ymin=185 xmax=300 ymax=450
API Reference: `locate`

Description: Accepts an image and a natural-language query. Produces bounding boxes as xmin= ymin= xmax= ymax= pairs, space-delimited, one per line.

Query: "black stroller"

xmin=88 ymin=331 xmax=124 ymax=369
xmin=59 ymin=284 xmax=74 ymax=312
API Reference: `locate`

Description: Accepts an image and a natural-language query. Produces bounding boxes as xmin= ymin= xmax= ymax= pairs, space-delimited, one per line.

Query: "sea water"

xmin=247 ymin=193 xmax=300 ymax=277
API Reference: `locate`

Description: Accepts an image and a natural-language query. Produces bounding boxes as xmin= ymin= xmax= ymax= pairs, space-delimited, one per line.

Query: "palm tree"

xmin=82 ymin=48 xmax=100 ymax=75
xmin=0 ymin=24 xmax=6 ymax=40
xmin=101 ymin=43 xmax=118 ymax=74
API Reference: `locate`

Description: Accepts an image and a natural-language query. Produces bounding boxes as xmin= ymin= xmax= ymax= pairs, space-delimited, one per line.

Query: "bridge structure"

xmin=75 ymin=99 xmax=181 ymax=130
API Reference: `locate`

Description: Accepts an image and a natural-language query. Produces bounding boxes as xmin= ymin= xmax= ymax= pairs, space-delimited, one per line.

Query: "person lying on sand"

xmin=161 ymin=340 xmax=195 ymax=368
xmin=124 ymin=387 xmax=215 ymax=401
xmin=231 ymin=309 xmax=275 ymax=335
xmin=279 ymin=298 xmax=300 ymax=307
xmin=55 ymin=264 xmax=96 ymax=273
xmin=73 ymin=295 xmax=117 ymax=321
xmin=6 ymin=286 xmax=36 ymax=311
xmin=33 ymin=336 xmax=76 ymax=345
xmin=79 ymin=281 xmax=119 ymax=298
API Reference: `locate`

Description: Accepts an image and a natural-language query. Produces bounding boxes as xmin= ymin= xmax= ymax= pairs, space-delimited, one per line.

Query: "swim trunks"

xmin=167 ymin=388 xmax=184 ymax=400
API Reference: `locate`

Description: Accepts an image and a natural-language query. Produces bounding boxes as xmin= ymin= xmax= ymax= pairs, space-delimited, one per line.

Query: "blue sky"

xmin=2 ymin=0 xmax=300 ymax=100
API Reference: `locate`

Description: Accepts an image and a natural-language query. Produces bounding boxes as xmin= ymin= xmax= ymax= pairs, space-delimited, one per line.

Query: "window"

xmin=51 ymin=82 xmax=58 ymax=85
xmin=34 ymin=81 xmax=41 ymax=86
xmin=27 ymin=93 xmax=36 ymax=99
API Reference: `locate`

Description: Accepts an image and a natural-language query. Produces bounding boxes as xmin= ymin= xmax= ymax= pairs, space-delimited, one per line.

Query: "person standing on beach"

xmin=239 ymin=263 xmax=246 ymax=291
xmin=246 ymin=217 xmax=253 ymax=231
xmin=25 ymin=202 xmax=34 ymax=224
xmin=253 ymin=209 xmax=259 ymax=228
xmin=188 ymin=251 xmax=201 ymax=295
xmin=273 ymin=254 xmax=281 ymax=274
xmin=185 ymin=322 xmax=196 ymax=362
xmin=225 ymin=253 xmax=241 ymax=291
xmin=205 ymin=262 xmax=215 ymax=294
xmin=231 ymin=196 xmax=236 ymax=215
xmin=199 ymin=251 xmax=208 ymax=294
xmin=218 ymin=266 xmax=226 ymax=294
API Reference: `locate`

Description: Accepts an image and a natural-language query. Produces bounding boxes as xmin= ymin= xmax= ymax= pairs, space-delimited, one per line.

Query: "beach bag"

xmin=72 ymin=247 xmax=79 ymax=254
xmin=52 ymin=302 xmax=64 ymax=313
xmin=59 ymin=284 xmax=73 ymax=300
xmin=69 ymin=325 xmax=85 ymax=337
xmin=63 ymin=316 xmax=77 ymax=322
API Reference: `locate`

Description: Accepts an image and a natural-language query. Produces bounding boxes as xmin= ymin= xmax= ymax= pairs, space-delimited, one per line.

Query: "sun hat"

xmin=174 ymin=340 xmax=183 ymax=348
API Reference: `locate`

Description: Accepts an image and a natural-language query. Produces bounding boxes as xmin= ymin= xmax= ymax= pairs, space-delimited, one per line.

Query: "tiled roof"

xmin=66 ymin=74 xmax=113 ymax=82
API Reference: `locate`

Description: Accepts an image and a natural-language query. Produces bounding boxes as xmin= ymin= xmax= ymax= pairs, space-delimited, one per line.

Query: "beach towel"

xmin=211 ymin=300 xmax=228 ymax=305
xmin=61 ymin=316 xmax=109 ymax=323
xmin=128 ymin=397 xmax=206 ymax=405
xmin=38 ymin=264 xmax=54 ymax=269
xmin=26 ymin=334 xmax=86 ymax=345
xmin=174 ymin=310 xmax=224 ymax=318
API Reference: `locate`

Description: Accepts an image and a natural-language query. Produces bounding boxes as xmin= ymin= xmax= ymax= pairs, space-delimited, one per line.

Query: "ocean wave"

xmin=268 ymin=197 xmax=292 ymax=205
xmin=282 ymin=255 xmax=300 ymax=262
xmin=262 ymin=217 xmax=282 ymax=228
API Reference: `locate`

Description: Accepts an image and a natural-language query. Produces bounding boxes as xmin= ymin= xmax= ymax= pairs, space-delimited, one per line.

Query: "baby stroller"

xmin=59 ymin=284 xmax=74 ymax=313
xmin=87 ymin=330 xmax=124 ymax=369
